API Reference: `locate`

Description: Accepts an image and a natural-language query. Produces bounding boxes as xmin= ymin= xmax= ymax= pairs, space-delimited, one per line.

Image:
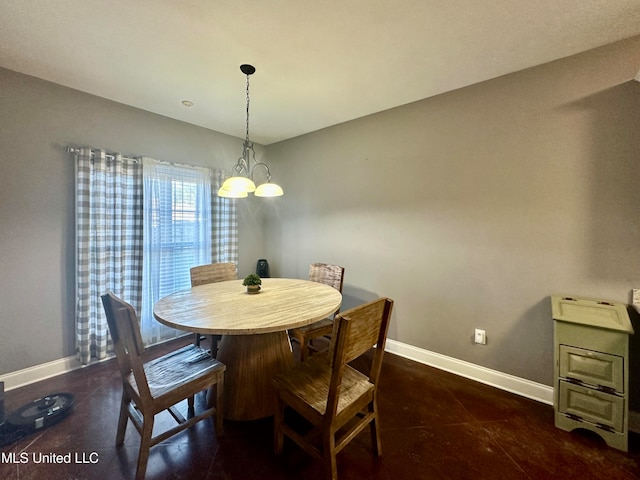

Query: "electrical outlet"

xmin=474 ymin=328 xmax=486 ymax=345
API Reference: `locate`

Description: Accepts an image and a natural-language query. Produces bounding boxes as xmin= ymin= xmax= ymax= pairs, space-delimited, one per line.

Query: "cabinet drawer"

xmin=558 ymin=381 xmax=624 ymax=432
xmin=559 ymin=345 xmax=623 ymax=392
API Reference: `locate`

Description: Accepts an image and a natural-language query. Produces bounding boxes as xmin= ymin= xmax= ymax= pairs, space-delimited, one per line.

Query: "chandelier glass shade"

xmin=254 ymin=182 xmax=284 ymax=197
xmin=218 ymin=64 xmax=283 ymax=199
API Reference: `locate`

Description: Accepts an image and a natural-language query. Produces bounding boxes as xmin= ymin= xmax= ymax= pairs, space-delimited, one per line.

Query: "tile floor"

xmin=1 ymin=337 xmax=640 ymax=480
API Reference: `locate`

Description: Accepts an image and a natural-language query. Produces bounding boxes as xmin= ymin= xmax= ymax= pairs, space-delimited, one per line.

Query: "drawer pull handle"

xmin=565 ymin=413 xmax=583 ymax=422
xmin=596 ymin=423 xmax=615 ymax=433
xmin=597 ymin=385 xmax=617 ymax=395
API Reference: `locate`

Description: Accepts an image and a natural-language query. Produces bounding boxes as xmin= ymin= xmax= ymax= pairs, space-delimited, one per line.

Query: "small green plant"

xmin=242 ymin=273 xmax=262 ymax=286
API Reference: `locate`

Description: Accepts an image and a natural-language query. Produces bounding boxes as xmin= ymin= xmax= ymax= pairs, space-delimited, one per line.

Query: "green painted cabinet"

xmin=552 ymin=295 xmax=634 ymax=452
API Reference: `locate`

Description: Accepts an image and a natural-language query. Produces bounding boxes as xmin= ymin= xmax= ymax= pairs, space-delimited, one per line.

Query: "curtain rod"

xmin=66 ymin=146 xmax=216 ymax=172
xmin=66 ymin=146 xmax=139 ymax=163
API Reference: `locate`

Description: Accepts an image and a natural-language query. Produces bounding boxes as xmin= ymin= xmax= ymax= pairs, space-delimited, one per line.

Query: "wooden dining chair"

xmin=101 ymin=293 xmax=226 ymax=480
xmin=190 ymin=262 xmax=237 ymax=356
xmin=273 ymin=297 xmax=394 ymax=480
xmin=290 ymin=263 xmax=345 ymax=361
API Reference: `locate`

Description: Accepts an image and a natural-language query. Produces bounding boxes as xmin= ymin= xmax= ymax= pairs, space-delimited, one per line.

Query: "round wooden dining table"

xmin=153 ymin=278 xmax=342 ymax=420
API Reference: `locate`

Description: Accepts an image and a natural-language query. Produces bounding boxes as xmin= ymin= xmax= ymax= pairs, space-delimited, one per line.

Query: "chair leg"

xmin=369 ymin=400 xmax=382 ymax=456
xmin=215 ymin=375 xmax=224 ymax=435
xmin=116 ymin=391 xmax=129 ymax=446
xmin=273 ymin=396 xmax=285 ymax=454
xmin=187 ymin=395 xmax=195 ymax=418
xmin=136 ymin=413 xmax=154 ymax=480
xmin=205 ymin=380 xmax=221 ymax=431
xmin=299 ymin=337 xmax=310 ymax=362
xmin=194 ymin=332 xmax=201 ymax=346
xmin=210 ymin=335 xmax=219 ymax=358
xmin=323 ymin=429 xmax=338 ymax=480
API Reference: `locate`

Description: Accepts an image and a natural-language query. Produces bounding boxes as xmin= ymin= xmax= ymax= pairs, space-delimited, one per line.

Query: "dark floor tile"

xmin=356 ymin=421 xmax=528 ymax=480
xmin=377 ymin=371 xmax=475 ymax=429
xmin=483 ymin=417 xmax=640 ymax=480
xmin=436 ymin=370 xmax=548 ymax=423
xmin=2 ymin=338 xmax=640 ymax=479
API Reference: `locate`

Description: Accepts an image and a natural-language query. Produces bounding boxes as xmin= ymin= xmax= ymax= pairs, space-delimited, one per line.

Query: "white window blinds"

xmin=140 ymin=158 xmax=212 ymax=344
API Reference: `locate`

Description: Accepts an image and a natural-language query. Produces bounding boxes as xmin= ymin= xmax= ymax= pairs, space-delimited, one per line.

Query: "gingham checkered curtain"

xmin=75 ymin=150 xmax=239 ymax=365
xmin=212 ymin=169 xmax=238 ymax=264
xmin=75 ymin=148 xmax=143 ymax=365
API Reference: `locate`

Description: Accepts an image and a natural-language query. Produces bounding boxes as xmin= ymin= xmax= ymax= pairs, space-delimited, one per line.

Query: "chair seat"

xmin=274 ymin=297 xmax=393 ymax=480
xmin=127 ymin=345 xmax=224 ymax=401
xmin=102 ymin=292 xmax=225 ymax=480
xmin=293 ymin=317 xmax=333 ymax=336
xmin=273 ymin=355 xmax=373 ymax=416
xmin=291 ymin=263 xmax=345 ymax=362
xmin=189 ymin=263 xmax=237 ymax=356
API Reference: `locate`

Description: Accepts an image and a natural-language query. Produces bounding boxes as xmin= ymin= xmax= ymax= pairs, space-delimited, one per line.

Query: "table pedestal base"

xmin=216 ymin=331 xmax=294 ymax=421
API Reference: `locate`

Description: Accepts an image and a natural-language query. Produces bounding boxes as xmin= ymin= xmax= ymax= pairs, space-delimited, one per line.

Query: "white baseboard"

xmin=4 ymin=339 xmax=639 ymax=437
xmin=7 ymin=340 xmax=637 ymax=432
xmin=385 ymin=339 xmax=554 ymax=405
xmin=384 ymin=340 xmax=640 ymax=433
xmin=0 ymin=336 xmax=187 ymax=392
xmin=1 ymin=339 xmax=552 ymax=406
xmin=0 ymin=355 xmax=84 ymax=391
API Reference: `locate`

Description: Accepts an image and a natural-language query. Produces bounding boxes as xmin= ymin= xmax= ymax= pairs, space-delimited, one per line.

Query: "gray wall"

xmin=264 ymin=37 xmax=640 ymax=386
xmin=1 ymin=36 xmax=639 ymax=390
xmin=0 ymin=68 xmax=264 ymax=374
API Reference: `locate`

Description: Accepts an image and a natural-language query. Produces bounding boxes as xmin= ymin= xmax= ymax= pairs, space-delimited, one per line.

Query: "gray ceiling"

xmin=2 ymin=0 xmax=639 ymax=145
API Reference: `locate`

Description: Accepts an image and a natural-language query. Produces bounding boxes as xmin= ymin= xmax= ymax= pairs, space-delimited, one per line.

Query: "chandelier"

xmin=218 ymin=64 xmax=283 ymax=198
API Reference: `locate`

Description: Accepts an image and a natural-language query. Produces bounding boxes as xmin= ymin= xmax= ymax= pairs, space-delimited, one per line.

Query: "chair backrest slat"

xmin=325 ymin=297 xmax=393 ymax=415
xmin=309 ymin=263 xmax=345 ymax=317
xmin=341 ymin=299 xmax=392 ymax=364
xmin=309 ymin=263 xmax=344 ymax=292
xmin=101 ymin=292 xmax=152 ymax=400
xmin=101 ymin=292 xmax=133 ymax=375
xmin=190 ymin=262 xmax=237 ymax=286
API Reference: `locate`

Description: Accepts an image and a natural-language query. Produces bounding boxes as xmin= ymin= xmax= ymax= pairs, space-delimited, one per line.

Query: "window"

xmin=75 ymin=148 xmax=237 ymax=364
xmin=141 ymin=159 xmax=212 ymax=344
